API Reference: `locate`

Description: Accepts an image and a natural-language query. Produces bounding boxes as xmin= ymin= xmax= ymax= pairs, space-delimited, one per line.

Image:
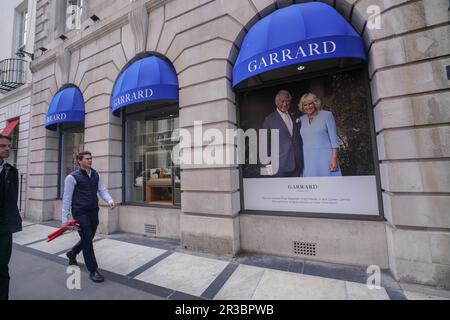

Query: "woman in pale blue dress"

xmin=298 ymin=93 xmax=342 ymax=177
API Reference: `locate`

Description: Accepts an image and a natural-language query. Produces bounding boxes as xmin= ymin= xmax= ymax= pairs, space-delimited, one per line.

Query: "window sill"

xmin=121 ymin=202 xmax=181 ymax=210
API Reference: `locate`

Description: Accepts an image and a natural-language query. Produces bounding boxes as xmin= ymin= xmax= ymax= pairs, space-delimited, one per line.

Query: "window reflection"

xmin=125 ymin=105 xmax=180 ymax=206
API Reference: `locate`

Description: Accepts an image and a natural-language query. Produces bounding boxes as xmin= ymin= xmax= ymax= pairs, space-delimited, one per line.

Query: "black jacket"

xmin=0 ymin=163 xmax=22 ymax=234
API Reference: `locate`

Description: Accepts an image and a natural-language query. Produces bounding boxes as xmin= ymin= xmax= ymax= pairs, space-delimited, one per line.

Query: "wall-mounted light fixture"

xmin=16 ymin=49 xmax=34 ymax=60
xmin=90 ymin=14 xmax=100 ymax=22
xmin=39 ymin=47 xmax=48 ymax=53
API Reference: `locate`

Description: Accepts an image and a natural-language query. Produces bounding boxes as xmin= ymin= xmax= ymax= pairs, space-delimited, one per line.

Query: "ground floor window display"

xmin=239 ymin=68 xmax=381 ymax=218
xmin=59 ymin=125 xmax=84 ymax=197
xmin=124 ymin=105 xmax=180 ymax=206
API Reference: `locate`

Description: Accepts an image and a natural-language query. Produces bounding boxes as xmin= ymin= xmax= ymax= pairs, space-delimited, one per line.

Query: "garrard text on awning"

xmin=247 ymin=41 xmax=337 ymax=73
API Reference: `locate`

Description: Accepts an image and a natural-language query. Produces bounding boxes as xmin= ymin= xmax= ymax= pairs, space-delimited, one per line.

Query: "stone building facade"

xmin=27 ymin=0 xmax=449 ymax=288
xmin=0 ymin=0 xmax=36 ymax=214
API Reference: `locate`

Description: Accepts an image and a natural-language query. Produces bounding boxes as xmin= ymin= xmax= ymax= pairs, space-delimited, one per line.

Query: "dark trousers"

xmin=72 ymin=212 xmax=99 ymax=273
xmin=0 ymin=232 xmax=12 ymax=300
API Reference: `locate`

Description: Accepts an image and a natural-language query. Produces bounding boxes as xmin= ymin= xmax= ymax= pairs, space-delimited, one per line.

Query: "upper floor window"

xmin=18 ymin=10 xmax=28 ymax=49
xmin=14 ymin=2 xmax=28 ymax=52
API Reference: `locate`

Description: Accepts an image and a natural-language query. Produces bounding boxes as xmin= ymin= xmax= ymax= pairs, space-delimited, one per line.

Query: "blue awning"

xmin=45 ymin=86 xmax=85 ymax=131
xmin=112 ymin=56 xmax=179 ymax=116
xmin=232 ymin=2 xmax=367 ymax=88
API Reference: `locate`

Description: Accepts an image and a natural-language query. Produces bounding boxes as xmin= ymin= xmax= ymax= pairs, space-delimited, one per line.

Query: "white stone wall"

xmin=28 ymin=0 xmax=450 ymax=286
xmin=0 ymin=85 xmax=32 ymax=215
xmin=0 ymin=0 xmax=36 ymax=216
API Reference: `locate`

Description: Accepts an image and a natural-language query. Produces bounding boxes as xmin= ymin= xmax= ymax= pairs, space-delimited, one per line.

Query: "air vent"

xmin=293 ymin=241 xmax=316 ymax=256
xmin=145 ymin=224 xmax=157 ymax=235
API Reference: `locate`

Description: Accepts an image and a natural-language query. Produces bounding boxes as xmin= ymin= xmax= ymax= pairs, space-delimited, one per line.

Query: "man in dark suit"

xmin=262 ymin=90 xmax=303 ymax=177
xmin=0 ymin=134 xmax=22 ymax=300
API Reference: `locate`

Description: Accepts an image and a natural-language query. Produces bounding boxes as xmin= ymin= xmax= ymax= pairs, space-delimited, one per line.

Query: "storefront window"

xmin=125 ymin=105 xmax=180 ymax=206
xmin=59 ymin=125 xmax=84 ymax=197
xmin=239 ymin=68 xmax=381 ymax=218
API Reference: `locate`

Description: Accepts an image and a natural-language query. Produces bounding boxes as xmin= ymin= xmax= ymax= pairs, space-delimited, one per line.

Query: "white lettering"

xmin=248 ymin=60 xmax=258 ymax=72
xmin=259 ymin=57 xmax=268 ymax=69
xmin=309 ymin=43 xmax=321 ymax=56
xmin=145 ymin=88 xmax=154 ymax=97
xmin=47 ymin=113 xmax=68 ymax=123
xmin=269 ymin=53 xmax=280 ymax=65
xmin=243 ymin=41 xmax=337 ymax=73
xmin=282 ymin=49 xmax=293 ymax=62
xmin=295 ymin=45 xmax=307 ymax=59
xmin=323 ymin=41 xmax=336 ymax=54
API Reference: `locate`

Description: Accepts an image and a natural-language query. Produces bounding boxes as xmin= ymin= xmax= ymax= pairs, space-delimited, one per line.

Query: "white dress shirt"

xmin=62 ymin=169 xmax=113 ymax=224
xmin=277 ymin=109 xmax=293 ymax=136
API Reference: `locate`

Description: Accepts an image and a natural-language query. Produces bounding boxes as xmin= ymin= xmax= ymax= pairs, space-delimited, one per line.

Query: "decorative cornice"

xmin=30 ymin=51 xmax=56 ymax=73
xmin=30 ymin=0 xmax=175 ymax=73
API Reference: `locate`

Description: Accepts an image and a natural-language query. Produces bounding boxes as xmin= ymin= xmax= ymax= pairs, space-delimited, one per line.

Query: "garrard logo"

xmin=288 ymin=184 xmax=318 ymax=190
xmin=113 ymin=88 xmax=154 ymax=108
xmin=247 ymin=41 xmax=337 ymax=73
xmin=46 ymin=113 xmax=67 ymax=123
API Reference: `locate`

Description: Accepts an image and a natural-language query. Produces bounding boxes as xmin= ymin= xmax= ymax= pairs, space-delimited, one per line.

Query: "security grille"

xmin=293 ymin=241 xmax=316 ymax=256
xmin=145 ymin=224 xmax=157 ymax=235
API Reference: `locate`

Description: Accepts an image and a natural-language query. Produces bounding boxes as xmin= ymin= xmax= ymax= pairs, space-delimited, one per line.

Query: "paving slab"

xmin=10 ymin=250 xmax=163 ymax=300
xmin=404 ymin=291 xmax=450 ymax=300
xmin=399 ymin=282 xmax=450 ymax=300
xmin=345 ymin=281 xmax=390 ymax=300
xmin=214 ymin=265 xmax=266 ymax=300
xmin=21 ymin=220 xmax=37 ymax=227
xmin=13 ymin=224 xmax=58 ymax=245
xmin=135 ymin=252 xmax=228 ymax=296
xmin=59 ymin=238 xmax=167 ymax=276
xmin=251 ymin=269 xmax=348 ymax=300
xmin=28 ymin=231 xmax=100 ymax=254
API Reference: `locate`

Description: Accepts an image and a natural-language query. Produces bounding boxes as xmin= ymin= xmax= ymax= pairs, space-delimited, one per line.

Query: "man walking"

xmin=0 ymin=134 xmax=22 ymax=300
xmin=62 ymin=151 xmax=116 ymax=283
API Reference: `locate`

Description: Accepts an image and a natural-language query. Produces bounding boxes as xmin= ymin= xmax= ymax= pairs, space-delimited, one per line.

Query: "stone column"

xmin=351 ymin=0 xmax=450 ymax=287
xmin=27 ymin=59 xmax=59 ymax=221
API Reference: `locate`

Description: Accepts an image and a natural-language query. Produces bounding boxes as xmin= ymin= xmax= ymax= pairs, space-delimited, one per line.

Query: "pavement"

xmin=9 ymin=220 xmax=450 ymax=300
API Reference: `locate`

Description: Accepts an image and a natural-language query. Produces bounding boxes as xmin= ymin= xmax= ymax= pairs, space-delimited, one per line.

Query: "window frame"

xmin=57 ymin=124 xmax=85 ymax=199
xmin=236 ymin=64 xmax=385 ymax=222
xmin=13 ymin=1 xmax=28 ymax=53
xmin=122 ymin=104 xmax=181 ymax=209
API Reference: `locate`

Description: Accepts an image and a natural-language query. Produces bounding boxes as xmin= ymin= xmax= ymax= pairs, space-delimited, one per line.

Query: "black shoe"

xmin=66 ymin=251 xmax=78 ymax=266
xmin=89 ymin=270 xmax=105 ymax=283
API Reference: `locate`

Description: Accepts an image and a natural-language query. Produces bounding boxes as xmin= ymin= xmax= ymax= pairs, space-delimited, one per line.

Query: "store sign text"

xmin=113 ymin=88 xmax=154 ymax=108
xmin=46 ymin=113 xmax=67 ymax=123
xmin=247 ymin=41 xmax=337 ymax=73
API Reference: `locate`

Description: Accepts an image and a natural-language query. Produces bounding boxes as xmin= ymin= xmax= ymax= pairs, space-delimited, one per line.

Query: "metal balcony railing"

xmin=0 ymin=58 xmax=27 ymax=93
